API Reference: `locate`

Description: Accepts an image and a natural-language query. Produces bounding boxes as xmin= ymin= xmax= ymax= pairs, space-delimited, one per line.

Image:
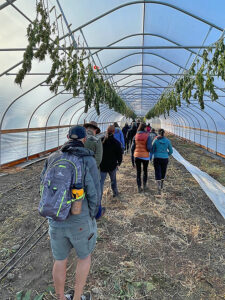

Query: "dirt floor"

xmin=0 ymin=137 xmax=225 ymax=300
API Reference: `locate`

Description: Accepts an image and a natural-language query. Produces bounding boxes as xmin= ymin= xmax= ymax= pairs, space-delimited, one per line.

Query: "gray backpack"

xmin=39 ymin=152 xmax=83 ymax=221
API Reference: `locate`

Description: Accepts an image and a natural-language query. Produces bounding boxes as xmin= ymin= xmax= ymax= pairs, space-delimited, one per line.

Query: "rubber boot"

xmin=157 ymin=180 xmax=161 ymax=195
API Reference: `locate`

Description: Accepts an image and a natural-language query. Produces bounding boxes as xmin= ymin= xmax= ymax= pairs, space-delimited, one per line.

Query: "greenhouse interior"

xmin=0 ymin=1 xmax=225 ymax=299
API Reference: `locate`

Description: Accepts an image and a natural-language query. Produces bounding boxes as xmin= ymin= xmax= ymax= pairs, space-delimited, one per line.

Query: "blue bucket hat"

xmin=68 ymin=125 xmax=86 ymax=140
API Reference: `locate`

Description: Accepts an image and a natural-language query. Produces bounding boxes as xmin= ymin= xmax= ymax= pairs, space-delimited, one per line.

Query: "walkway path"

xmin=0 ymin=150 xmax=224 ymax=299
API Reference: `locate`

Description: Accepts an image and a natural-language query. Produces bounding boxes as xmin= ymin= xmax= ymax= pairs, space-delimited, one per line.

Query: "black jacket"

xmin=122 ymin=124 xmax=130 ymax=139
xmin=100 ymin=135 xmax=123 ymax=172
xmin=127 ymin=125 xmax=137 ymax=142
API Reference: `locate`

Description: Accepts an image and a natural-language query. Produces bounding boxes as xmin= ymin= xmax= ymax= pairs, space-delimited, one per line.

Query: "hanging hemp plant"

xmin=14 ymin=0 xmax=136 ymax=118
xmin=145 ymin=37 xmax=225 ymax=119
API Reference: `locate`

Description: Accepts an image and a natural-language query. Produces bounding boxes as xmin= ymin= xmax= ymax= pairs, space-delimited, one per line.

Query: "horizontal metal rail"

xmin=0 ymin=45 xmax=217 ymax=51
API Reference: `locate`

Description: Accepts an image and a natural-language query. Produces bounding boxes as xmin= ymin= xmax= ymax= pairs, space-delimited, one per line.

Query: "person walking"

xmin=83 ymin=121 xmax=103 ymax=168
xmin=100 ymin=125 xmax=123 ymax=198
xmin=152 ymin=128 xmax=173 ymax=194
xmin=113 ymin=122 xmax=125 ymax=151
xmin=146 ymin=123 xmax=151 ymax=133
xmin=131 ymin=123 xmax=152 ymax=192
xmin=127 ymin=122 xmax=137 ymax=150
xmin=122 ymin=123 xmax=130 ymax=152
xmin=149 ymin=128 xmax=157 ymax=141
xmin=41 ymin=126 xmax=100 ymax=300
xmin=83 ymin=121 xmax=105 ymax=218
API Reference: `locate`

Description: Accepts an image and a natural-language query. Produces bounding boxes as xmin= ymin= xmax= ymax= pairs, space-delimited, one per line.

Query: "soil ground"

xmin=0 ymin=136 xmax=225 ymax=300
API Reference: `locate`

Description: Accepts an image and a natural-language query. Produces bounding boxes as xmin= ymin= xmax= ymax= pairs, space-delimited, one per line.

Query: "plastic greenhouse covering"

xmin=0 ymin=0 xmax=225 ymax=166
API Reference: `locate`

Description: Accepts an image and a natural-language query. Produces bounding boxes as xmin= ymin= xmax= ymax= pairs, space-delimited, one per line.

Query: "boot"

xmin=138 ymin=186 xmax=142 ymax=193
xmin=161 ymin=179 xmax=164 ymax=190
xmin=143 ymin=183 xmax=147 ymax=192
xmin=157 ymin=180 xmax=161 ymax=195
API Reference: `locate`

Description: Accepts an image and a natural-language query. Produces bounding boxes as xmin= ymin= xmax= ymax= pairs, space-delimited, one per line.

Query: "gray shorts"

xmin=49 ymin=218 xmax=97 ymax=260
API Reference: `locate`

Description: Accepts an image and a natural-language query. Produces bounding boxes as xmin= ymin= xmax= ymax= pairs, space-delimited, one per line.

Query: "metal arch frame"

xmin=190 ymin=104 xmax=218 ymax=152
xmin=86 ymin=106 xmax=102 ymax=123
xmin=0 ymin=0 xmax=17 ymax=11
xmin=77 ymin=108 xmax=91 ymax=125
xmin=182 ymin=107 xmax=203 ymax=144
xmin=86 ymin=32 xmax=201 ymax=63
xmin=107 ymin=64 xmax=177 ymax=84
xmin=26 ymin=89 xmax=68 ymax=158
xmin=98 ymin=110 xmax=117 ymax=127
xmin=176 ymin=110 xmax=192 ymax=140
xmin=163 ymin=114 xmax=180 ymax=136
xmin=59 ymin=104 xmax=84 ymax=142
xmin=204 ymin=103 xmax=225 ymax=152
xmin=141 ymin=2 xmax=146 ymax=115
xmin=170 ymin=110 xmax=189 ymax=138
xmin=69 ymin=104 xmax=86 ymax=126
xmin=125 ymin=93 xmax=159 ymax=101
xmin=103 ymin=50 xmax=185 ymax=71
xmin=62 ymin=1 xmax=223 ymax=42
xmin=44 ymin=97 xmax=85 ymax=150
xmin=116 ymin=78 xmax=167 ymax=93
xmin=118 ymin=78 xmax=168 ymax=92
xmin=168 ymin=112 xmax=182 ymax=136
xmin=184 ymin=105 xmax=209 ymax=148
xmin=177 ymin=108 xmax=197 ymax=141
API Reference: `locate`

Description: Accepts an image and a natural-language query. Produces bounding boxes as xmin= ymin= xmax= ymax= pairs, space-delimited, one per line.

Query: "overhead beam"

xmin=60 ymin=1 xmax=223 ymax=42
xmin=0 ymin=0 xmax=17 ymax=10
xmin=0 ymin=45 xmax=217 ymax=51
xmin=6 ymin=72 xmax=221 ymax=76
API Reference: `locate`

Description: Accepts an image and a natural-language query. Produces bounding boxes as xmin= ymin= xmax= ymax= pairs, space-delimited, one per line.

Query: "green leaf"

xmin=145 ymin=281 xmax=155 ymax=292
xmin=23 ymin=290 xmax=32 ymax=300
xmin=16 ymin=291 xmax=23 ymax=300
xmin=46 ymin=285 xmax=55 ymax=293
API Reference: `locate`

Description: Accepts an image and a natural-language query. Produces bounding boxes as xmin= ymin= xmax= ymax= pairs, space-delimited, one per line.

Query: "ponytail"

xmin=158 ymin=129 xmax=165 ymax=137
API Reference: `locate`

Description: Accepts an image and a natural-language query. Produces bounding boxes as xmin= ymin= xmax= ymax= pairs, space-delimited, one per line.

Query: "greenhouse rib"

xmin=60 ymin=1 xmax=223 ymax=42
xmin=0 ymin=46 xmax=217 ymax=51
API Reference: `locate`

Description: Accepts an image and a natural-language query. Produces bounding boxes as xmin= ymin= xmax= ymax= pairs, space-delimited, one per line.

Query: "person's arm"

xmin=83 ymin=161 xmax=99 ymax=218
xmin=116 ymin=143 xmax=123 ymax=166
xmin=152 ymin=139 xmax=157 ymax=154
xmin=168 ymin=140 xmax=173 ymax=156
xmin=94 ymin=139 xmax=103 ymax=168
xmin=131 ymin=138 xmax=136 ymax=166
xmin=146 ymin=136 xmax=152 ymax=152
xmin=120 ymin=130 xmax=125 ymax=149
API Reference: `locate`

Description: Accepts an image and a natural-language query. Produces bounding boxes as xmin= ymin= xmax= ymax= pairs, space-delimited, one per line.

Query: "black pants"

xmin=135 ymin=158 xmax=149 ymax=187
xmin=153 ymin=158 xmax=168 ymax=180
xmin=125 ymin=138 xmax=129 ymax=151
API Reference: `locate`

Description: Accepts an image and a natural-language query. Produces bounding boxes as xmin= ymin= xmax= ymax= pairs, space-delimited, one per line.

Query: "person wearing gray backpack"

xmin=40 ymin=125 xmax=100 ymax=300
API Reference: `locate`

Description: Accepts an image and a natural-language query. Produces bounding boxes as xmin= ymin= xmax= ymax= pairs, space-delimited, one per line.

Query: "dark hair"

xmin=138 ymin=122 xmax=147 ymax=132
xmin=103 ymin=125 xmax=115 ymax=143
xmin=151 ymin=128 xmax=155 ymax=133
xmin=158 ymin=128 xmax=165 ymax=136
xmin=113 ymin=122 xmax=119 ymax=127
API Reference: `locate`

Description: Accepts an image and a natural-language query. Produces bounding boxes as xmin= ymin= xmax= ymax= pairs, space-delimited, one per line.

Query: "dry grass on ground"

xmin=0 ymin=147 xmax=225 ymax=299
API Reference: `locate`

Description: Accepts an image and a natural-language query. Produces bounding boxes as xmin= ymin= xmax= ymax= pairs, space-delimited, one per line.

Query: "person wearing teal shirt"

xmin=152 ymin=129 xmax=173 ymax=194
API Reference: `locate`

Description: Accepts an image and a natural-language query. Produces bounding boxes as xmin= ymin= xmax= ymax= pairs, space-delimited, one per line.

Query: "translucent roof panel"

xmin=1 ymin=0 xmax=225 ymax=164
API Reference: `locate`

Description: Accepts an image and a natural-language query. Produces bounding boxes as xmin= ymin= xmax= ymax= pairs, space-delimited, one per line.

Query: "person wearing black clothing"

xmin=100 ymin=125 xmax=123 ymax=198
xmin=127 ymin=123 xmax=137 ymax=150
xmin=122 ymin=123 xmax=130 ymax=152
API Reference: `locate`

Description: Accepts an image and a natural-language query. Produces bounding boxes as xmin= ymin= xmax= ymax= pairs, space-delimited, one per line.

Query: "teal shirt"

xmin=152 ymin=137 xmax=173 ymax=159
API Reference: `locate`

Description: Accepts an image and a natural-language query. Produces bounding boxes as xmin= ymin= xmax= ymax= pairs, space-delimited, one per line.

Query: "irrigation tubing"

xmin=0 ymin=219 xmax=47 ymax=275
xmin=0 ymin=175 xmax=40 ymax=198
xmin=0 ymin=228 xmax=48 ymax=281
